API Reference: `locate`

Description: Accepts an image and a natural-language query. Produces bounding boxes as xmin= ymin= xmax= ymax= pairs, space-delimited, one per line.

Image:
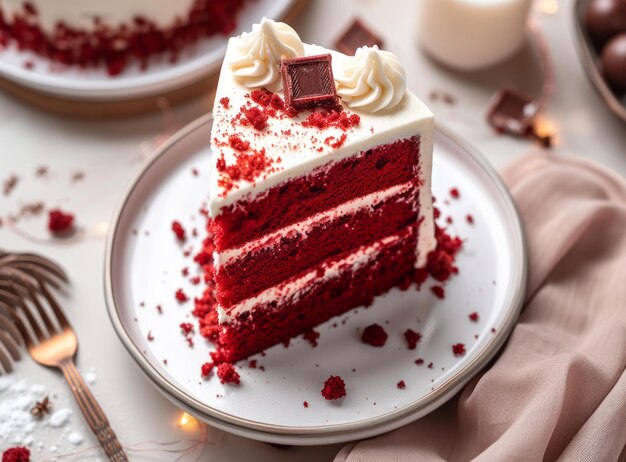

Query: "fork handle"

xmin=59 ymin=359 xmax=129 ymax=462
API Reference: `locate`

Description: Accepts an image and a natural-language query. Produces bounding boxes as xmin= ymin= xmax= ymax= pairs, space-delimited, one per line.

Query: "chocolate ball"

xmin=585 ymin=0 xmax=626 ymax=47
xmin=602 ymin=33 xmax=626 ymax=91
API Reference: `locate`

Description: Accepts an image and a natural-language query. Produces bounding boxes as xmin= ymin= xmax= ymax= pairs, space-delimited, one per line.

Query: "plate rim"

xmin=104 ymin=113 xmax=528 ymax=442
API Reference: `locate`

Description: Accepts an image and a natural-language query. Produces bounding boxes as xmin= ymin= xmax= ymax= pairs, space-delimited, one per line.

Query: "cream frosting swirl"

xmin=228 ymin=18 xmax=304 ymax=91
xmin=335 ymin=46 xmax=407 ymax=113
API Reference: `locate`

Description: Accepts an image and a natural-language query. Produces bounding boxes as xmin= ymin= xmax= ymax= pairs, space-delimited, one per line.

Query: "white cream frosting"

xmin=228 ymin=17 xmax=304 ymax=91
xmin=335 ymin=46 xmax=407 ymax=113
xmin=210 ymin=36 xmax=436 ymax=269
xmin=214 ymin=181 xmax=414 ymax=268
xmin=0 ymin=0 xmax=196 ymax=32
xmin=217 ymin=229 xmax=413 ymax=323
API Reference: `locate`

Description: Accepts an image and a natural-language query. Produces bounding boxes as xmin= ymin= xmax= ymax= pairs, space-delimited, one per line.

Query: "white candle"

xmin=417 ymin=0 xmax=532 ymax=71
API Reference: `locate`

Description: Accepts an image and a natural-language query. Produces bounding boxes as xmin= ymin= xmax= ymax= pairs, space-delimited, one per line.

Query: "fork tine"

xmin=0 ymin=346 xmax=12 ymax=374
xmin=0 ymin=267 xmax=59 ymax=336
xmin=0 ymin=298 xmax=35 ymax=349
xmin=0 ymin=254 xmax=68 ymax=283
xmin=0 ymin=311 xmax=22 ymax=347
xmin=9 ymin=263 xmax=64 ymax=290
xmin=0 ymin=328 xmax=20 ymax=360
xmin=0 ymin=285 xmax=46 ymax=344
xmin=39 ymin=283 xmax=70 ymax=329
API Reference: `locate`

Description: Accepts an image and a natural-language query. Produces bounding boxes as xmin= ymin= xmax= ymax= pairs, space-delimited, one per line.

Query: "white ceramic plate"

xmin=0 ymin=0 xmax=295 ymax=100
xmin=105 ymin=114 xmax=527 ymax=445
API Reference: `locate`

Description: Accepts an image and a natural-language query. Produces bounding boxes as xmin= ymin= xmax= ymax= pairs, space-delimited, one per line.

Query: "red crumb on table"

xmin=156 ymin=305 xmax=162 ymax=314
xmin=248 ymin=359 xmax=257 ymax=368
xmin=397 ymin=380 xmax=406 ymax=390
xmin=219 ymin=97 xmax=230 ymax=109
xmin=182 ymin=267 xmax=189 ymax=276
xmin=147 ymin=331 xmax=154 ymax=341
xmin=191 ymin=168 xmax=199 ymax=176
xmin=303 ymin=401 xmax=309 ymax=408
xmin=228 ymin=135 xmax=250 ymax=151
xmin=469 ymin=312 xmax=479 ymax=322
xmin=452 ymin=343 xmax=466 ymax=356
xmin=431 ymin=286 xmax=445 ymax=299
xmin=2 ymin=447 xmax=30 ymax=462
xmin=404 ymin=329 xmax=422 ymax=350
xmin=450 ymin=188 xmax=460 ymax=199
xmin=201 ymin=362 xmax=214 ymax=377
xmin=321 ymin=375 xmax=346 ymax=400
xmin=171 ymin=221 xmax=186 ymax=241
xmin=428 ymin=362 xmax=434 ymax=369
xmin=47 ymin=209 xmax=74 ymax=234
xmin=466 ymin=214 xmax=474 ymax=224
xmin=180 ymin=323 xmax=194 ymax=335
xmin=175 ymin=288 xmax=188 ymax=303
xmin=303 ymin=328 xmax=320 ymax=347
xmin=415 ymin=358 xmax=424 ymax=365
xmin=216 ymin=363 xmax=240 ymax=385
xmin=361 ymin=324 xmax=388 ymax=347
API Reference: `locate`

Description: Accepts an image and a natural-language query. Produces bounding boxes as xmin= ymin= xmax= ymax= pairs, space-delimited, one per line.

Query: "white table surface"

xmin=1 ymin=0 xmax=625 ymax=460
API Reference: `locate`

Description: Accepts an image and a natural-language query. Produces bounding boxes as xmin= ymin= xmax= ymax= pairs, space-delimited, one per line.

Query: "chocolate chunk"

xmin=602 ymin=32 xmax=626 ymax=92
xmin=335 ymin=19 xmax=383 ymax=56
xmin=281 ymin=54 xmax=338 ymax=110
xmin=486 ymin=88 xmax=539 ymax=136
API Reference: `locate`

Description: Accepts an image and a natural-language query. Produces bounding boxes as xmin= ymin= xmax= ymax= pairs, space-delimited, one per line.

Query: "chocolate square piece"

xmin=281 ymin=54 xmax=338 ymax=110
xmin=486 ymin=88 xmax=540 ymax=136
xmin=335 ymin=19 xmax=383 ymax=56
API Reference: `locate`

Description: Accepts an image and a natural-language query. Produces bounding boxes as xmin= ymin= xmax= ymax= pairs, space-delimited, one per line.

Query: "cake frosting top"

xmin=209 ymin=19 xmax=434 ymax=216
xmin=229 ymin=18 xmax=304 ymax=91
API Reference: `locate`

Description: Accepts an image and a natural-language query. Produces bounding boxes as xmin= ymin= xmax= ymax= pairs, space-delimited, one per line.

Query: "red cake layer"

xmin=216 ymin=186 xmax=419 ymax=307
xmin=0 ymin=0 xmax=246 ymax=76
xmin=212 ymin=226 xmax=417 ymax=364
xmin=211 ymin=136 xmax=421 ymax=250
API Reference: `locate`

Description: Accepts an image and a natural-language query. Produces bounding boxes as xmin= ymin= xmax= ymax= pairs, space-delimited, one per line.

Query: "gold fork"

xmin=0 ymin=252 xmax=129 ymax=462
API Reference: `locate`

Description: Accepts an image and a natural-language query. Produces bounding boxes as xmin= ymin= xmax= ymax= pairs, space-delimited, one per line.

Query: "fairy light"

xmin=539 ymin=0 xmax=559 ymax=15
xmin=179 ymin=412 xmax=192 ymax=427
xmin=532 ymin=115 xmax=559 ymax=147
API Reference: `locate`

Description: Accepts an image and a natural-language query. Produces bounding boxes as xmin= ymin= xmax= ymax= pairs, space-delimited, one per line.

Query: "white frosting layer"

xmin=217 ymin=229 xmax=412 ymax=324
xmin=214 ymin=181 xmax=414 ymax=268
xmin=210 ymin=40 xmax=436 ymax=266
xmin=335 ymin=46 xmax=407 ymax=113
xmin=0 ymin=0 xmax=195 ymax=31
xmin=229 ymin=17 xmax=304 ymax=91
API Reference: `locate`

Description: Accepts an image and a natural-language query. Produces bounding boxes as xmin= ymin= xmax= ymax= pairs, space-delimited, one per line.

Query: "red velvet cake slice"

xmin=206 ymin=19 xmax=435 ymax=364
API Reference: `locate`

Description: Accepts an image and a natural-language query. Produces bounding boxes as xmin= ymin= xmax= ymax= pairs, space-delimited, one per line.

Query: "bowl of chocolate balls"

xmin=575 ymin=0 xmax=626 ymax=122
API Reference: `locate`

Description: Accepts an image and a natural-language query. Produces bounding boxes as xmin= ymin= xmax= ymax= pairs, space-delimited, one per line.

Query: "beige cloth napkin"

xmin=335 ymin=152 xmax=626 ymax=462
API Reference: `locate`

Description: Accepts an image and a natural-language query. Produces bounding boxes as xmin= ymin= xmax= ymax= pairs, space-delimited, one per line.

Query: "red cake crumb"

xmin=175 ymin=288 xmax=188 ymax=303
xmin=431 ymin=286 xmax=445 ymax=299
xmin=180 ymin=323 xmax=194 ymax=335
xmin=216 ymin=363 xmax=240 ymax=385
xmin=428 ymin=362 xmax=434 ymax=369
xmin=241 ymin=106 xmax=268 ymax=130
xmin=172 ymin=221 xmax=186 ymax=241
xmin=194 ymin=250 xmax=212 ymax=266
xmin=156 ymin=305 xmax=162 ymax=314
xmin=466 ymin=214 xmax=474 ymax=224
xmin=397 ymin=380 xmax=406 ymax=390
xmin=404 ymin=329 xmax=422 ymax=350
xmin=182 ymin=267 xmax=189 ymax=276
xmin=201 ymin=362 xmax=214 ymax=377
xmin=303 ymin=328 xmax=320 ymax=347
xmin=303 ymin=401 xmax=309 ymax=408
xmin=2 ymin=447 xmax=30 ymax=462
xmin=450 ymin=188 xmax=460 ymax=199
xmin=414 ymin=268 xmax=429 ymax=287
xmin=190 ymin=276 xmax=201 ymax=285
xmin=452 ymin=343 xmax=466 ymax=356
xmin=301 ymin=108 xmax=360 ymax=131
xmin=220 ymin=97 xmax=230 ymax=109
xmin=147 ymin=331 xmax=154 ymax=341
xmin=228 ymin=135 xmax=250 ymax=151
xmin=469 ymin=312 xmax=479 ymax=322
xmin=321 ymin=375 xmax=346 ymax=400
xmin=491 ymin=327 xmax=497 ymax=333
xmin=216 ymin=149 xmax=275 ymax=195
xmin=415 ymin=358 xmax=424 ymax=365
xmin=248 ymin=359 xmax=257 ymax=368
xmin=361 ymin=324 xmax=388 ymax=347
xmin=191 ymin=168 xmax=199 ymax=176
xmin=47 ymin=209 xmax=74 ymax=234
